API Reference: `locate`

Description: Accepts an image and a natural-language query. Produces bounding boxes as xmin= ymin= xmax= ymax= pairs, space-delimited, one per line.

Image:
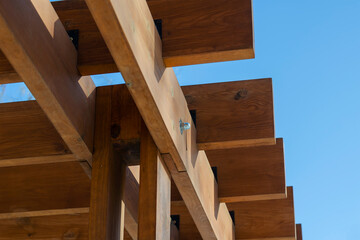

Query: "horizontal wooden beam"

xmin=0 ymin=0 xmax=95 ymax=163
xmin=171 ymin=187 xmax=296 ymax=240
xmin=84 ymin=0 xmax=234 ymax=236
xmin=228 ymin=187 xmax=296 ymax=240
xmin=0 ymin=0 xmax=253 ymax=78
xmin=182 ymin=78 xmax=275 ymax=150
xmin=0 ymin=154 xmax=77 ymax=168
xmin=148 ymin=0 xmax=254 ymax=66
xmin=0 ymin=162 xmax=90 ymax=214
xmin=0 ymin=208 xmax=89 ymax=220
xmin=0 ymin=73 xmax=21 ymax=84
xmin=0 ymin=101 xmax=70 ymax=161
xmin=172 ymin=138 xmax=286 ymax=203
xmin=0 ymin=213 xmax=89 ymax=240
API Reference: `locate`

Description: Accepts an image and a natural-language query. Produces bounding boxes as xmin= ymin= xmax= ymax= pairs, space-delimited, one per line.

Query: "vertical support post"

xmin=89 ymin=86 xmax=126 ymax=240
xmin=138 ymin=123 xmax=171 ymax=240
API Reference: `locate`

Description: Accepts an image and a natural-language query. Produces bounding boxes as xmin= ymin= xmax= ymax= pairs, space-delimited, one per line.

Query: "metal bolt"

xmin=179 ymin=119 xmax=191 ymax=135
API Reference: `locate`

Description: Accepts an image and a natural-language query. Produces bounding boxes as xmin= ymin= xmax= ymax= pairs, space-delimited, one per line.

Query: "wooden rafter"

xmin=0 ymin=0 xmax=95 ymax=163
xmin=83 ymin=0 xmax=234 ymax=238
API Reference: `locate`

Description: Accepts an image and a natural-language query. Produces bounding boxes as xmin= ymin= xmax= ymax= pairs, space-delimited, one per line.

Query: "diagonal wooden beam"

xmin=0 ymin=0 xmax=95 ymax=163
xmin=84 ymin=1 xmax=234 ymax=239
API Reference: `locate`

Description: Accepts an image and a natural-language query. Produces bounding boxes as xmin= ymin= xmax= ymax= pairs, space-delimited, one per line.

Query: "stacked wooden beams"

xmin=0 ymin=0 xmax=304 ymax=239
xmin=0 ymin=0 xmax=254 ymax=77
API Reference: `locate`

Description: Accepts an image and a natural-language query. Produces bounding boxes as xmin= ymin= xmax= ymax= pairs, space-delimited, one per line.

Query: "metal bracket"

xmin=179 ymin=119 xmax=191 ymax=135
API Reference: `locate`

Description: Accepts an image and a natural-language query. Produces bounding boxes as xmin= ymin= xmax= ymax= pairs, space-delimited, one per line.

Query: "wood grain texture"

xmin=0 ymin=101 xmax=69 ymax=160
xmin=0 ymin=162 xmax=90 ymax=214
xmin=296 ymin=224 xmax=302 ymax=240
xmin=227 ymin=186 xmax=296 ymax=240
xmin=0 ymin=73 xmax=21 ymax=84
xmin=172 ymin=139 xmax=286 ymax=203
xmin=89 ymin=86 xmax=126 ymax=240
xmin=171 ymin=187 xmax=296 ymax=240
xmin=0 ymin=0 xmax=253 ymax=77
xmin=138 ymin=124 xmax=171 ymax=240
xmin=83 ymin=1 xmax=234 ymax=238
xmin=0 ymin=0 xmax=95 ymax=162
xmin=148 ymin=0 xmax=254 ymax=66
xmin=0 ymin=154 xmax=77 ymax=168
xmin=0 ymin=213 xmax=89 ymax=240
xmin=182 ymin=79 xmax=275 ymax=150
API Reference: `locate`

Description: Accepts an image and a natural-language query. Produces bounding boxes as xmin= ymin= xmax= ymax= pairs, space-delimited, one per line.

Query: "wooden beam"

xmin=89 ymin=86 xmax=126 ymax=240
xmin=138 ymin=124 xmax=171 ymax=240
xmin=0 ymin=0 xmax=95 ymax=163
xmin=0 ymin=73 xmax=21 ymax=84
xmin=296 ymin=224 xmax=303 ymax=240
xmin=0 ymin=208 xmax=89 ymax=220
xmin=0 ymin=154 xmax=77 ymax=168
xmin=0 ymin=162 xmax=90 ymax=214
xmin=0 ymin=213 xmax=89 ymax=240
xmin=0 ymin=101 xmax=70 ymax=161
xmin=171 ymin=187 xmax=296 ymax=240
xmin=182 ymin=79 xmax=275 ymax=150
xmin=227 ymin=187 xmax=296 ymax=240
xmin=172 ymin=138 xmax=286 ymax=203
xmin=148 ymin=0 xmax=254 ymax=66
xmin=83 ymin=1 xmax=234 ymax=239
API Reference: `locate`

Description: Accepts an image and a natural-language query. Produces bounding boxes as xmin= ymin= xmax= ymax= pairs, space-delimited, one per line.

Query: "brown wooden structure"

xmin=0 ymin=0 xmax=303 ymax=239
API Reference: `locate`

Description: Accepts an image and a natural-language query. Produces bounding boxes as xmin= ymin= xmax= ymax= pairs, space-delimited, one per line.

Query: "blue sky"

xmin=1 ymin=0 xmax=360 ymax=239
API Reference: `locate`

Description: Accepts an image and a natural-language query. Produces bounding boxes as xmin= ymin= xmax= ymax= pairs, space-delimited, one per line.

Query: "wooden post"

xmin=89 ymin=86 xmax=126 ymax=240
xmin=138 ymin=123 xmax=171 ymax=240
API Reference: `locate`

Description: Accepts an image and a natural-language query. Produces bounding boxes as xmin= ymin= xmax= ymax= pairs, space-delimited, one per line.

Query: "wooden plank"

xmin=0 ymin=0 xmax=96 ymax=162
xmin=172 ymin=138 xmax=286 ymax=203
xmin=89 ymin=86 xmax=126 ymax=240
xmin=0 ymin=213 xmax=89 ymax=240
xmin=171 ymin=187 xmax=296 ymax=240
xmin=0 ymin=162 xmax=90 ymax=214
xmin=138 ymin=124 xmax=171 ymax=240
xmin=0 ymin=154 xmax=77 ymax=168
xmin=83 ymin=1 xmax=234 ymax=239
xmin=296 ymin=224 xmax=303 ymax=240
xmin=0 ymin=101 xmax=70 ymax=160
xmin=148 ymin=0 xmax=254 ymax=66
xmin=228 ymin=186 xmax=296 ymax=240
xmin=182 ymin=79 xmax=275 ymax=150
xmin=0 ymin=73 xmax=21 ymax=84
xmin=0 ymin=208 xmax=89 ymax=220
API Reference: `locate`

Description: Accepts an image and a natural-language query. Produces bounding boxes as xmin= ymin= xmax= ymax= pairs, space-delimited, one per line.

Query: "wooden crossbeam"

xmin=227 ymin=187 xmax=296 ymax=240
xmin=171 ymin=187 xmax=296 ymax=240
xmin=0 ymin=162 xmax=90 ymax=215
xmin=148 ymin=0 xmax=254 ymax=66
xmin=0 ymin=101 xmax=70 ymax=160
xmin=84 ymin=0 xmax=234 ymax=239
xmin=0 ymin=0 xmax=254 ymax=77
xmin=172 ymin=138 xmax=286 ymax=203
xmin=138 ymin=124 xmax=171 ymax=240
xmin=182 ymin=79 xmax=275 ymax=150
xmin=0 ymin=0 xmax=95 ymax=163
xmin=0 ymin=213 xmax=89 ymax=240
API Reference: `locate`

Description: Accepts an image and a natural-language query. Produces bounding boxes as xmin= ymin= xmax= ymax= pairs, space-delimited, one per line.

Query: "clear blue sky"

xmin=1 ymin=0 xmax=360 ymax=239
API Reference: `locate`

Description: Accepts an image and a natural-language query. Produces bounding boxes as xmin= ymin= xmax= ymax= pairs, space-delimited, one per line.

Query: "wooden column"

xmin=89 ymin=86 xmax=126 ymax=240
xmin=138 ymin=123 xmax=171 ymax=240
